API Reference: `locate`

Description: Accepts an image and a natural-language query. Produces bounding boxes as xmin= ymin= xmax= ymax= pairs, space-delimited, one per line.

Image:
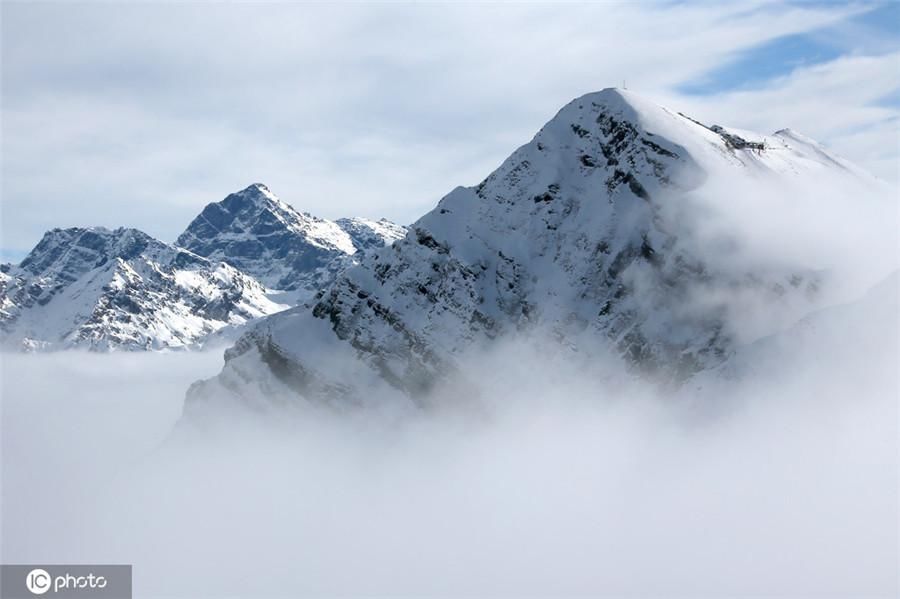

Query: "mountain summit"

xmin=176 ymin=183 xmax=405 ymax=295
xmin=185 ymin=88 xmax=882 ymax=412
xmin=1 ymin=183 xmax=407 ymax=351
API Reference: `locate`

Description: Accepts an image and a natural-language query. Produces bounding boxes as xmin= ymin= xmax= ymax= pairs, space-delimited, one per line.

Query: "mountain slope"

xmin=0 ymin=227 xmax=286 ymax=351
xmin=185 ymin=88 xmax=886 ymax=413
xmin=176 ymin=183 xmax=406 ymax=296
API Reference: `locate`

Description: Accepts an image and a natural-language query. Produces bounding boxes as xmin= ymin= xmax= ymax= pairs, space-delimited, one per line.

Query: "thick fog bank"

xmin=2 ymin=274 xmax=897 ymax=598
xmin=0 ymin=351 xmax=224 ymax=560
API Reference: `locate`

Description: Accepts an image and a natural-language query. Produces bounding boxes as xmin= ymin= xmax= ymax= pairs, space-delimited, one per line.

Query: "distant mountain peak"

xmin=1 ymin=224 xmax=286 ymax=351
xmin=176 ymin=184 xmax=406 ymax=293
xmin=18 ymin=226 xmax=166 ymax=278
xmin=201 ymin=183 xmax=298 ymax=229
xmin=220 ymin=182 xmax=282 ymax=209
xmin=2 ymin=182 xmax=408 ymax=351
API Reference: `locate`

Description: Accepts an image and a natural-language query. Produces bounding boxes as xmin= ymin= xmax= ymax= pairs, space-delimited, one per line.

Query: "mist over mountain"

xmin=1 ymin=84 xmax=897 ymax=598
xmin=3 ymin=0 xmax=899 ymax=593
xmin=185 ymin=88 xmax=895 ymax=415
xmin=3 ymin=265 xmax=896 ymax=598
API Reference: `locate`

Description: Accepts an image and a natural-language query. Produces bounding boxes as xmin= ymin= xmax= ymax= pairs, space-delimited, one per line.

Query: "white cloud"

xmin=1 ymin=1 xmax=892 ymax=253
xmin=1 ymin=276 xmax=897 ymax=597
xmin=658 ymin=51 xmax=900 ymax=182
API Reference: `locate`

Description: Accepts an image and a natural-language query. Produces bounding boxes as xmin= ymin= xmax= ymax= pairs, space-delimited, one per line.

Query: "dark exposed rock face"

xmin=176 ymin=183 xmax=406 ymax=294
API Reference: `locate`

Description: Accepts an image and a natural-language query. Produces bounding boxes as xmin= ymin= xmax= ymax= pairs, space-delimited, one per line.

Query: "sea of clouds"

xmin=2 ymin=158 xmax=898 ymax=597
xmin=2 ymin=264 xmax=897 ymax=598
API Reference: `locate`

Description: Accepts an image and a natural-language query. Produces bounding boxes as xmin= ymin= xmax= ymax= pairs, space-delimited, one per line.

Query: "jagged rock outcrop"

xmin=0 ymin=227 xmax=286 ymax=351
xmin=1 ymin=183 xmax=408 ymax=351
xmin=176 ymin=183 xmax=406 ymax=297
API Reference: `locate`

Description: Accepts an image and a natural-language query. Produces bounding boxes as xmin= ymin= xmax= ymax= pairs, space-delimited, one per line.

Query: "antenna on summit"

xmin=623 ymin=79 xmax=627 ymax=90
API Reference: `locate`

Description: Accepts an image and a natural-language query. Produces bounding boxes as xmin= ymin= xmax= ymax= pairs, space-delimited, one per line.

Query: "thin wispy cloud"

xmin=1 ymin=1 xmax=896 ymax=258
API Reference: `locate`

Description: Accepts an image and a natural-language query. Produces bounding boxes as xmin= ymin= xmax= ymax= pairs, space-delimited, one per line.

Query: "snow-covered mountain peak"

xmin=18 ymin=226 xmax=187 ymax=280
xmin=2 ymin=183 xmax=408 ymax=350
xmin=182 ymin=183 xmax=346 ymax=245
xmin=186 ymin=89 xmax=880 ymax=415
xmin=241 ymin=182 xmax=277 ymax=200
xmin=214 ymin=182 xmax=301 ymax=225
xmin=176 ymin=184 xmax=406 ymax=293
xmin=565 ymin=87 xmax=653 ymax=122
xmin=1 ymin=224 xmax=286 ymax=351
xmin=532 ymin=88 xmax=872 ymax=186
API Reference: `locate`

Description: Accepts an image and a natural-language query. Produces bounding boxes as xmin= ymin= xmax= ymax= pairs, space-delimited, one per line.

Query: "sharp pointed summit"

xmin=1 ymin=185 xmax=407 ymax=351
xmin=176 ymin=184 xmax=406 ymax=295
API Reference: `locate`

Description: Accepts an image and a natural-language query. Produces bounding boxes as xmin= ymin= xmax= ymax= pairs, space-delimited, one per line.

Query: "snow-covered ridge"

xmin=0 ymin=226 xmax=287 ymax=351
xmin=1 ymin=186 xmax=407 ymax=351
xmin=185 ymin=88 xmax=887 ymax=414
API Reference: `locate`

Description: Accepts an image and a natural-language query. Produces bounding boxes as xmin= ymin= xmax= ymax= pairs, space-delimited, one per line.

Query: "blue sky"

xmin=680 ymin=2 xmax=899 ymax=95
xmin=1 ymin=1 xmax=898 ymax=262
